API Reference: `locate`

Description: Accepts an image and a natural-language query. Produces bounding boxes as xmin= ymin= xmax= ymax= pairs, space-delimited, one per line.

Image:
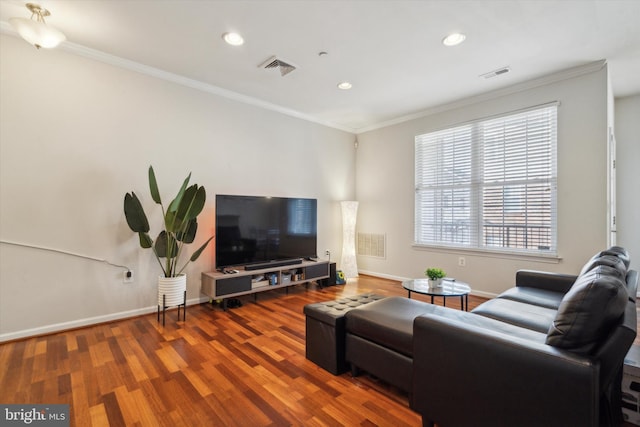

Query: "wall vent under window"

xmin=259 ymin=56 xmax=297 ymax=76
xmin=357 ymin=233 xmax=386 ymax=258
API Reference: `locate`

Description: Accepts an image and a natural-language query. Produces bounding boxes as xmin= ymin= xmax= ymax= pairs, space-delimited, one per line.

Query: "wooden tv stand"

xmin=201 ymin=260 xmax=329 ymax=308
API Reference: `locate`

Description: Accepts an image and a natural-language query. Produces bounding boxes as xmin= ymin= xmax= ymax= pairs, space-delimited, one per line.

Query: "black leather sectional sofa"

xmin=341 ymin=247 xmax=637 ymax=427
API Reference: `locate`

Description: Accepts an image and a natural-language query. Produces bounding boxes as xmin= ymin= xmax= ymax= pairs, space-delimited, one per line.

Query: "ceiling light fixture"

xmin=442 ymin=33 xmax=466 ymax=47
xmin=337 ymin=82 xmax=352 ymax=90
xmin=9 ymin=3 xmax=66 ymax=49
xmin=222 ymin=32 xmax=244 ymax=46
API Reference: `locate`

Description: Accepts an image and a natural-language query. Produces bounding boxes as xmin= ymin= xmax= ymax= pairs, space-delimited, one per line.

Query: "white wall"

xmin=0 ymin=35 xmax=355 ymax=340
xmin=2 ymin=32 xmax=631 ymax=339
xmin=355 ymin=63 xmax=611 ymax=297
xmin=615 ymin=95 xmax=640 ymax=271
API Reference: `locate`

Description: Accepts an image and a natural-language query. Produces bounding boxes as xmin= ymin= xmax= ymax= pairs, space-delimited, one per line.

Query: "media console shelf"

xmin=201 ymin=260 xmax=330 ymax=309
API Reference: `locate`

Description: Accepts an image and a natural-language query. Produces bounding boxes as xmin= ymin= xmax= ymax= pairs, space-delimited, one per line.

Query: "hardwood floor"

xmin=1 ymin=275 xmax=488 ymax=426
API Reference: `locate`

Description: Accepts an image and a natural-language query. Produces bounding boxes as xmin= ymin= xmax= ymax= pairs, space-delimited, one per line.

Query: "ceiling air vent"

xmin=480 ymin=66 xmax=511 ymax=79
xmin=259 ymin=56 xmax=297 ymax=76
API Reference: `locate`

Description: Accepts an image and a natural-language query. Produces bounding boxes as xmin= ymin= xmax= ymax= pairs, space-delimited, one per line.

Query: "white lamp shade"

xmin=9 ymin=17 xmax=66 ymax=49
xmin=340 ymin=201 xmax=359 ymax=278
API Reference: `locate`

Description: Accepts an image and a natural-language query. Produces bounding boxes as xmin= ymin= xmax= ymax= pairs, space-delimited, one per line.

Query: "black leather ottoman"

xmin=304 ymin=293 xmax=385 ymax=375
xmin=345 ymin=296 xmax=438 ymax=393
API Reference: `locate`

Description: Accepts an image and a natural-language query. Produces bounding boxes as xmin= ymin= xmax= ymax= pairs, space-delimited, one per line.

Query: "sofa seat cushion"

xmin=345 ymin=297 xmax=435 ymax=357
xmin=418 ymin=305 xmax=548 ymax=344
xmin=472 ymin=298 xmax=558 ymax=333
xmin=497 ymin=287 xmax=565 ymax=310
xmin=547 ymin=265 xmax=628 ymax=354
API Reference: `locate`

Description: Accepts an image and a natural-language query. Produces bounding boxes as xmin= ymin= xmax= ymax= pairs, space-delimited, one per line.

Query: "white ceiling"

xmin=1 ymin=0 xmax=639 ymax=133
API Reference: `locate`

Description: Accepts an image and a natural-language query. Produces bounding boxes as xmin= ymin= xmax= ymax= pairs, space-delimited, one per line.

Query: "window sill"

xmin=411 ymin=244 xmax=562 ymax=264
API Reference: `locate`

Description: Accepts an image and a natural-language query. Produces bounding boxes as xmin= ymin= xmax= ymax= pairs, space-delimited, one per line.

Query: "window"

xmin=287 ymin=198 xmax=317 ymax=235
xmin=415 ymin=104 xmax=557 ymax=254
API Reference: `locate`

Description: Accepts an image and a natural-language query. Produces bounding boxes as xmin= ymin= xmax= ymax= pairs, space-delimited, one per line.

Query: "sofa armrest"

xmin=515 ymin=269 xmax=577 ymax=293
xmin=412 ymin=314 xmax=599 ymax=427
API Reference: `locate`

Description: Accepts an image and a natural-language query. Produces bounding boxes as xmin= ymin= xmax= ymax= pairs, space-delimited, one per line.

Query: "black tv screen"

xmin=215 ymin=195 xmax=318 ymax=269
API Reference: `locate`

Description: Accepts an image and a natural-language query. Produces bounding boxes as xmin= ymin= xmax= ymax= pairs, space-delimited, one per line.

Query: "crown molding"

xmin=1 ymin=22 xmax=606 ymax=135
xmin=0 ymin=22 xmax=357 ymax=134
xmin=355 ymin=60 xmax=607 ymax=134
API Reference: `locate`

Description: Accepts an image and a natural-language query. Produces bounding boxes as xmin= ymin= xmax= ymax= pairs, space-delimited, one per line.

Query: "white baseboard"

xmin=357 ymin=269 xmax=412 ymax=282
xmin=0 ymin=273 xmax=503 ymax=342
xmin=0 ymin=296 xmax=210 ymax=343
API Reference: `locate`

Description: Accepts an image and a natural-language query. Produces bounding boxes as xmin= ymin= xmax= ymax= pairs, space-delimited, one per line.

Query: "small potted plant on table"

xmin=425 ymin=267 xmax=446 ymax=288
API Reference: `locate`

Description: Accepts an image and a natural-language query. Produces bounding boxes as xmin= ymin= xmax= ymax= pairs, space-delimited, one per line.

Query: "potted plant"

xmin=124 ymin=166 xmax=213 ymax=307
xmin=425 ymin=267 xmax=446 ymax=288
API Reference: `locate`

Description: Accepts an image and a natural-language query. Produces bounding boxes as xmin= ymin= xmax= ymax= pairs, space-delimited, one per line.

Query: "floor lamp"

xmin=340 ymin=201 xmax=359 ymax=278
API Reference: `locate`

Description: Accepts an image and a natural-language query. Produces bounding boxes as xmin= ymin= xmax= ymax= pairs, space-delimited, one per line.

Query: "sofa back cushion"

xmin=605 ymin=246 xmax=631 ymax=268
xmin=546 ymin=265 xmax=628 ymax=354
xmin=579 ymin=254 xmax=627 ymax=279
xmin=580 ymin=247 xmax=630 ymax=276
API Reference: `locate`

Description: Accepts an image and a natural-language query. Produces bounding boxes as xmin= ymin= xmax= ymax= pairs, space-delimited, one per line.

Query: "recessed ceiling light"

xmin=337 ymin=82 xmax=352 ymax=90
xmin=222 ymin=32 xmax=244 ymax=46
xmin=442 ymin=33 xmax=466 ymax=47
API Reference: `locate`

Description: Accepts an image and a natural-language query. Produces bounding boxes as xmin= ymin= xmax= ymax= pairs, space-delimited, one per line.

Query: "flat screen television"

xmin=215 ymin=194 xmax=318 ymax=269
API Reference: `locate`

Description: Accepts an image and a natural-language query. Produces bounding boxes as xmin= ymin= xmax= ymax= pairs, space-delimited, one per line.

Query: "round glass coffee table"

xmin=402 ymin=278 xmax=471 ymax=311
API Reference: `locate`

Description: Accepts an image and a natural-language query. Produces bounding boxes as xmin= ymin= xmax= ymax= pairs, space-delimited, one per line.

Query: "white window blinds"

xmin=287 ymin=199 xmax=317 ymax=235
xmin=415 ymin=104 xmax=557 ymax=254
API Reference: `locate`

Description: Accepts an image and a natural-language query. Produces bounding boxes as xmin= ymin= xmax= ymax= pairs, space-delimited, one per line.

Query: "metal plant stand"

xmin=157 ymin=290 xmax=187 ymax=325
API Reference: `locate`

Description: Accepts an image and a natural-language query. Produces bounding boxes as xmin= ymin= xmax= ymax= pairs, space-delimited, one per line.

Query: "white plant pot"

xmin=428 ymin=278 xmax=443 ymax=288
xmin=158 ymin=274 xmax=186 ymax=306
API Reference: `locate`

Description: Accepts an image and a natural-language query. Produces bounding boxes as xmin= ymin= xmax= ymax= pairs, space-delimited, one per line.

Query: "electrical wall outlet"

xmin=325 ymin=250 xmax=331 ymax=256
xmin=123 ymin=270 xmax=134 ymax=283
xmin=458 ymin=257 xmax=466 ymax=267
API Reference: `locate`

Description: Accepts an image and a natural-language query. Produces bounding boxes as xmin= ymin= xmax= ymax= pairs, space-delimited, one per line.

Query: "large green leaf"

xmin=176 ymin=185 xmax=206 ymax=221
xmin=185 ymin=186 xmax=206 ymax=221
xmin=138 ymin=232 xmax=153 ymax=248
xmin=189 ymin=236 xmax=214 ymax=262
xmin=177 ymin=218 xmax=197 ymax=243
xmin=123 ymin=192 xmax=150 ymax=233
xmin=154 ymin=231 xmax=178 ymax=259
xmin=167 ymin=173 xmax=191 ymax=213
xmin=176 ymin=185 xmax=197 ymax=220
xmin=164 ymin=210 xmax=185 ymax=234
xmin=148 ymin=166 xmax=161 ymax=205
